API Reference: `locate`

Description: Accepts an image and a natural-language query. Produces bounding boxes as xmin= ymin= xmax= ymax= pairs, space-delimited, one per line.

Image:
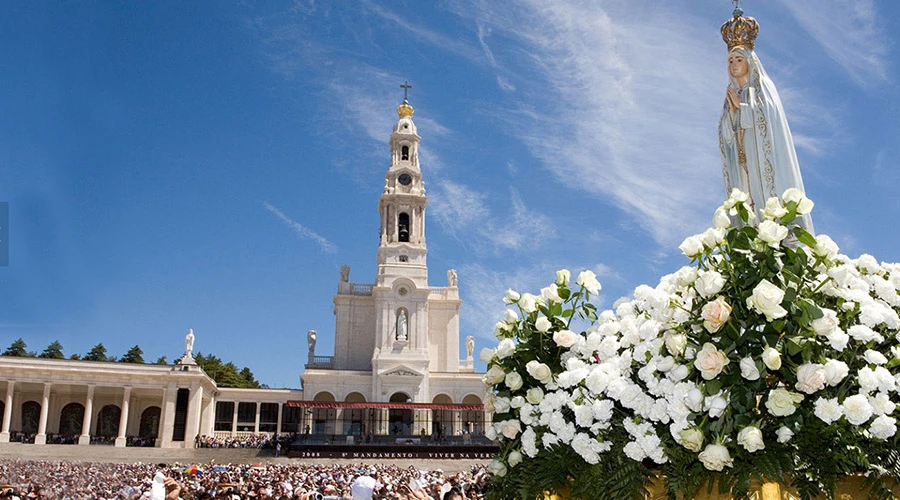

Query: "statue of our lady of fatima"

xmin=718 ymin=1 xmax=814 ymax=234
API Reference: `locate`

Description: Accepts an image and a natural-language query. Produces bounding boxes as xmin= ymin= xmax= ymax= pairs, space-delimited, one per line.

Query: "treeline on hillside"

xmin=2 ymin=338 xmax=263 ymax=388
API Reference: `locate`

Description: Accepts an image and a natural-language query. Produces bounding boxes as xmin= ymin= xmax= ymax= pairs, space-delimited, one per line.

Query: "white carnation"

xmin=869 ymin=415 xmax=897 ymax=440
xmin=814 ymin=397 xmax=843 ymax=424
xmin=843 ymin=394 xmax=875 ymax=425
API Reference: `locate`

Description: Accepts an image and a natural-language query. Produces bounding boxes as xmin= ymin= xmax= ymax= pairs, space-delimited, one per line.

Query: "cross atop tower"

xmin=400 ymin=81 xmax=412 ymax=102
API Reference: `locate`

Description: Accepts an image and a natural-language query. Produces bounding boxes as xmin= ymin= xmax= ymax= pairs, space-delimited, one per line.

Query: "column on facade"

xmin=34 ymin=383 xmax=52 ymax=445
xmin=276 ymin=402 xmax=283 ymax=435
xmin=79 ymin=385 xmax=95 ymax=445
xmin=185 ymin=385 xmax=203 ymax=445
xmin=202 ymin=394 xmax=215 ymax=437
xmin=231 ymin=401 xmax=238 ymax=437
xmin=158 ymin=385 xmax=176 ymax=448
xmin=0 ymin=381 xmax=14 ymax=442
xmin=253 ymin=402 xmax=261 ymax=434
xmin=115 ymin=387 xmax=131 ymax=447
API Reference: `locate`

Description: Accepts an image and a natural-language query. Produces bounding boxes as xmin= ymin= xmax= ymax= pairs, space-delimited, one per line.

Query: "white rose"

xmin=695 ymin=343 xmax=730 ymax=380
xmin=864 ymin=350 xmax=889 ymax=366
xmin=541 ymin=284 xmax=562 ymax=304
xmin=679 ymin=236 xmax=705 ymax=258
xmin=484 ymin=424 xmax=497 ymax=441
xmin=534 ymin=316 xmax=552 ymax=333
xmin=701 ymin=228 xmax=726 ymax=249
xmin=747 ymin=280 xmax=788 ymax=321
xmin=678 ymin=427 xmax=704 ymax=452
xmin=676 ymin=266 xmax=699 ymax=287
xmin=492 ymin=397 xmax=511 ymax=414
xmin=505 ymin=371 xmax=524 ymax=391
xmin=737 ymin=426 xmax=765 ymax=452
xmin=510 ymin=396 xmax=525 ymax=409
xmin=669 ymin=364 xmax=690 ymax=381
xmin=762 ymin=197 xmax=788 ymax=220
xmin=496 ymin=338 xmax=516 ymax=359
xmin=814 ymin=397 xmax=843 ymax=424
xmin=698 ymin=443 xmax=733 ymax=471
xmin=706 ymin=395 xmax=728 ymax=418
xmin=757 ymin=220 xmax=789 ymax=248
xmin=869 ymin=415 xmax=897 ymax=440
xmin=813 ymin=235 xmax=839 ymax=259
xmin=504 ymin=288 xmax=520 ymax=304
xmin=483 ymin=365 xmax=506 ymax=385
xmin=858 ymin=367 xmax=879 ymax=394
xmin=665 ymin=333 xmax=688 ymax=356
xmin=762 ymin=347 xmax=782 ymax=371
xmin=713 ymin=207 xmax=732 ymax=229
xmin=494 ymin=321 xmax=508 ymax=338
xmin=826 ymin=329 xmax=850 ymax=352
xmin=782 ymin=187 xmax=814 ymax=215
xmin=870 ymin=393 xmax=895 ymax=416
xmin=701 ymin=297 xmax=732 ymax=333
xmin=729 ymin=188 xmax=749 ymax=204
xmin=776 ymin=426 xmax=794 ymax=443
xmin=811 ymin=308 xmax=839 ymax=337
xmin=556 ymin=269 xmax=571 ymax=286
xmin=519 ymin=293 xmax=538 ymax=314
xmin=553 ymin=330 xmax=579 ymax=348
xmin=507 ymin=450 xmax=523 ymax=468
xmin=765 ymin=388 xmax=803 ymax=417
xmin=740 ymin=357 xmax=761 ymax=381
xmin=695 ymin=270 xmax=726 ymax=298
xmin=843 ymin=394 xmax=874 ymax=425
xmin=576 ymin=270 xmax=602 ymax=295
xmin=487 ymin=459 xmax=507 ymax=477
xmin=479 ymin=347 xmax=496 ymax=363
xmin=656 ymin=356 xmax=676 ymax=372
xmin=685 ymin=388 xmax=705 ymax=412
xmin=504 ymin=309 xmax=519 ymax=323
xmin=795 ymin=363 xmax=827 ymax=394
xmin=499 ymin=419 xmax=522 ymax=439
xmin=525 ymin=387 xmax=544 ymax=405
xmin=526 ymin=361 xmax=553 ymax=384
xmin=823 ymin=359 xmax=849 ymax=386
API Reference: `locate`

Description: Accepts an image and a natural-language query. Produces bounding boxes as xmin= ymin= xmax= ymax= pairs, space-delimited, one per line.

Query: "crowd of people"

xmin=0 ymin=460 xmax=489 ymax=500
xmin=194 ymin=435 xmax=273 ymax=449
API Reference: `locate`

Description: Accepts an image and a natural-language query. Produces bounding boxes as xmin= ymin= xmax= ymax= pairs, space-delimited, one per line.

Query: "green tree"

xmin=38 ymin=340 xmax=65 ymax=359
xmin=2 ymin=338 xmax=34 ymax=357
xmin=194 ymin=352 xmax=261 ymax=388
xmin=154 ymin=356 xmax=168 ymax=365
xmin=119 ymin=345 xmax=144 ymax=364
xmin=83 ymin=343 xmax=108 ymax=362
xmin=69 ymin=353 xmax=81 ymax=360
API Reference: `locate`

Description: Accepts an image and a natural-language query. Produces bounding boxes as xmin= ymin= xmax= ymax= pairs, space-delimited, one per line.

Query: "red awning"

xmin=285 ymin=401 xmax=484 ymax=411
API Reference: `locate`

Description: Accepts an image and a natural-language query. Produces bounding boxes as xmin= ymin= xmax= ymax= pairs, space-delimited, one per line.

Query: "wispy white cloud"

xmin=778 ymin=1 xmax=888 ymax=86
xmin=429 ymin=181 xmax=556 ymax=254
xmin=450 ymin=1 xmax=727 ymax=245
xmin=263 ymin=201 xmax=337 ymax=253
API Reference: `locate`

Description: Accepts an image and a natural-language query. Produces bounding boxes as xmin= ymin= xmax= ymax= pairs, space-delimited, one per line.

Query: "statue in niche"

xmin=718 ymin=5 xmax=813 ymax=233
xmin=447 ymin=269 xmax=458 ymax=287
xmin=466 ymin=335 xmax=475 ymax=359
xmin=340 ymin=265 xmax=350 ymax=283
xmin=384 ymin=179 xmax=390 ymax=194
xmin=396 ymin=309 xmax=408 ymax=341
xmin=307 ymin=330 xmax=317 ymax=355
xmin=184 ymin=329 xmax=195 ymax=358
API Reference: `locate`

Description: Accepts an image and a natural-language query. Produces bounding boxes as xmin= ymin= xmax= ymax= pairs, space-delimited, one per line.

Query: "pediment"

xmin=380 ymin=365 xmax=424 ymax=377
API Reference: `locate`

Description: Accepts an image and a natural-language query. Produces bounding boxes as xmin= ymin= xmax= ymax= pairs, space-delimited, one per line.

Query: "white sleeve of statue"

xmin=740 ymin=88 xmax=755 ymax=129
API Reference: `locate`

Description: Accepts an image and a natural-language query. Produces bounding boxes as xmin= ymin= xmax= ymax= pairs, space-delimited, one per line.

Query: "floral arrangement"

xmin=482 ymin=189 xmax=900 ymax=500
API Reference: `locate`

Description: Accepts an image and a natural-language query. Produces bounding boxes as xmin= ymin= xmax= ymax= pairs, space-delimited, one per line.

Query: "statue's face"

xmin=728 ymin=51 xmax=749 ymax=80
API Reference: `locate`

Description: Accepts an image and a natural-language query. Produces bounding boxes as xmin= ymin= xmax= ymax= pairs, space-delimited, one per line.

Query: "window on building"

xmin=215 ymin=401 xmax=235 ymax=431
xmin=259 ymin=403 xmax=279 ymax=433
xmin=401 ymin=145 xmax=409 ymax=161
xmin=237 ymin=402 xmax=256 ymax=432
xmin=398 ymin=213 xmax=410 ymax=242
xmin=399 ymin=255 xmax=408 ymax=262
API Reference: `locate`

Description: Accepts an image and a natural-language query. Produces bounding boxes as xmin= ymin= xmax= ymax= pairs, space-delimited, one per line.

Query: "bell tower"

xmin=376 ymin=89 xmax=428 ymax=289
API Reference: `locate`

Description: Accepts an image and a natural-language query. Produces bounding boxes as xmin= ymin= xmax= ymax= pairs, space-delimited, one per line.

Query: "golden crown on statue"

xmin=721 ymin=8 xmax=759 ymax=51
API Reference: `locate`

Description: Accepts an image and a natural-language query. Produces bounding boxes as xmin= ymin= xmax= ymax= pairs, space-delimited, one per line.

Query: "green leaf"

xmin=705 ymin=379 xmax=722 ymax=396
xmin=793 ymin=227 xmax=817 ymax=248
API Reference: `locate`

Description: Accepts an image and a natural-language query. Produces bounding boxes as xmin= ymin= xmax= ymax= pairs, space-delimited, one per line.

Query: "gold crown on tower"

xmin=721 ymin=7 xmax=759 ymax=51
xmin=397 ymin=99 xmax=414 ymax=117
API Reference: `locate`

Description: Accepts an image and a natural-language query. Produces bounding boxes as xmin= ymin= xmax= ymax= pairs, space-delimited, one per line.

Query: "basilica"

xmin=0 ymin=97 xmax=488 ymax=448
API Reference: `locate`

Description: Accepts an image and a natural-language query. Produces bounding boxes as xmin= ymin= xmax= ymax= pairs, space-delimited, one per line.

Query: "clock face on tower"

xmin=398 ymin=173 xmax=412 ymax=186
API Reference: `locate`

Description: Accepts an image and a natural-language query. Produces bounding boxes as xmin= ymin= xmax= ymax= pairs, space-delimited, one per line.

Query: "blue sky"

xmin=1 ymin=1 xmax=898 ymax=388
